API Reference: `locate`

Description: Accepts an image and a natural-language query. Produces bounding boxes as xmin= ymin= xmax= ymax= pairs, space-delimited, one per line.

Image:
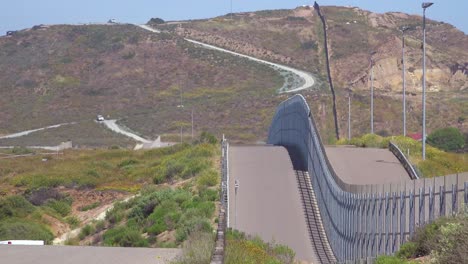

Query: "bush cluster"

xmin=101 ymin=187 xmax=216 ymax=247
xmin=377 ymin=213 xmax=468 ymax=264
xmin=427 ymin=127 xmax=464 ymax=152
xmin=224 ymin=229 xmax=296 ymax=264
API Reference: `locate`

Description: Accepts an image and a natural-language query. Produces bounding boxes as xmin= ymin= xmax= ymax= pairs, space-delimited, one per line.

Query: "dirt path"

xmin=138 ymin=25 xmax=316 ymax=94
xmin=101 ymin=120 xmax=151 ymax=143
xmin=53 ymin=194 xmax=136 ymax=245
xmin=0 ymin=123 xmax=76 ymax=139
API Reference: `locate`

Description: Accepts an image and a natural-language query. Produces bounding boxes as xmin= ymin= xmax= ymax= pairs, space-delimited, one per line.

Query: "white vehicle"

xmin=108 ymin=18 xmax=117 ymax=24
xmin=96 ymin=115 xmax=105 ymax=122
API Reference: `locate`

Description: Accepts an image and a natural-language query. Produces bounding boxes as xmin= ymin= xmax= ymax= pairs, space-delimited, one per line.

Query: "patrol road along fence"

xmin=267 ymin=94 xmax=468 ymax=263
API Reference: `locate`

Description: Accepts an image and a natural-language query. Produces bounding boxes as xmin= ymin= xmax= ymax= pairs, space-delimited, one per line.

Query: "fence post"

xmin=429 ymin=186 xmax=434 ymax=223
xmin=409 ymin=191 xmax=415 ymax=236
xmin=385 ymin=193 xmax=390 ymax=255
xmin=452 ymin=184 xmax=457 ymax=216
xmin=378 ymin=193 xmax=383 ymax=256
xmin=419 ymin=187 xmax=425 ymax=226
xmin=392 ymin=192 xmax=398 ymax=252
xmin=440 ymin=185 xmax=445 ymax=217
xmin=400 ymin=191 xmax=405 ymax=245
xmin=465 ymin=182 xmax=468 ymax=210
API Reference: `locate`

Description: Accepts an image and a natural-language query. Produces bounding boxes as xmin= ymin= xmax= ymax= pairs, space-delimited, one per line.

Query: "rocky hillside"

xmin=158 ymin=6 xmax=467 ymax=139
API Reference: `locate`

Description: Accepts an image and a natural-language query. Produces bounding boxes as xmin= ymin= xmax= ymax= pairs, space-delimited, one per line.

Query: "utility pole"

xmin=230 ymin=0 xmax=233 ymax=21
xmin=370 ymin=52 xmax=376 ymax=134
xmin=401 ymin=27 xmax=409 ymax=137
xmin=422 ymin=2 xmax=434 ymax=160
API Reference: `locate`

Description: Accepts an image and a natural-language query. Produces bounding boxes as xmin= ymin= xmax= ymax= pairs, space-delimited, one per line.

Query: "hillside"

xmin=158 ymin=6 xmax=468 ymax=140
xmin=0 ymin=6 xmax=467 ymax=146
xmin=0 ymin=24 xmax=282 ymax=146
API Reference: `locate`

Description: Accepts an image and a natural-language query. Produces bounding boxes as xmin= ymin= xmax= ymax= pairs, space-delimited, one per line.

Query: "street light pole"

xmin=422 ymin=2 xmax=433 ymax=160
xmin=370 ymin=52 xmax=376 ymax=134
xmin=401 ymin=27 xmax=409 ymax=137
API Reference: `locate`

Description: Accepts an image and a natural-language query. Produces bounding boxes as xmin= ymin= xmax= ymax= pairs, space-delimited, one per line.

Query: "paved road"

xmin=325 ymin=146 xmax=409 ymax=185
xmin=228 ymin=145 xmax=315 ymax=262
xmin=0 ymin=245 xmax=180 ymax=264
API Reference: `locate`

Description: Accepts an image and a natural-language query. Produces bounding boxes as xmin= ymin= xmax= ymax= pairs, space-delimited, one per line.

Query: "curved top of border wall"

xmin=267 ymin=94 xmax=468 ymax=194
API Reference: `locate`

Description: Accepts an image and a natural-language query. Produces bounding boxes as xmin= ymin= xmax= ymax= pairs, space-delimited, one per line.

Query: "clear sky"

xmin=1 ymin=0 xmax=467 ymax=35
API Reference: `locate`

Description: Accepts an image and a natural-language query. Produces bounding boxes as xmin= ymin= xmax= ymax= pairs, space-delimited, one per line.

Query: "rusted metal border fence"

xmin=267 ymin=94 xmax=468 ymax=264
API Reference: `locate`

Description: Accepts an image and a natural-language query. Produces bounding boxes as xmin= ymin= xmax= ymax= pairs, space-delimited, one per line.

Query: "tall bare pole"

xmin=348 ymin=93 xmax=351 ymax=140
xmin=370 ymin=54 xmax=375 ymax=134
xmin=401 ymin=27 xmax=408 ymax=137
xmin=422 ymin=2 xmax=433 ymax=160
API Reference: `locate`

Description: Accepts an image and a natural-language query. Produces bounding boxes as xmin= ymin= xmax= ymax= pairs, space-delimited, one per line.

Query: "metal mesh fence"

xmin=267 ymin=94 xmax=468 ymax=263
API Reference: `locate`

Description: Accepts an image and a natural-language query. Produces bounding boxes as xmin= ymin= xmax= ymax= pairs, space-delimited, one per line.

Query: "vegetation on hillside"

xmin=337 ymin=134 xmax=468 ymax=177
xmin=427 ymin=127 xmax=465 ymax=152
xmin=0 ymin=136 xmax=219 ymax=245
xmin=0 ymin=23 xmax=283 ymax=146
xmin=224 ymin=229 xmax=296 ymax=264
xmin=375 ymin=212 xmax=468 ymax=264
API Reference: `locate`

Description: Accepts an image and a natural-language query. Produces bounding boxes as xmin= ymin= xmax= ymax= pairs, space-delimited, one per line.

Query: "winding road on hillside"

xmin=138 ymin=25 xmax=315 ymax=93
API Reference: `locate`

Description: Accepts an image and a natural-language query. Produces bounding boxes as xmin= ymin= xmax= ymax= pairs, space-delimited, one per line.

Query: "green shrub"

xmin=118 ymin=159 xmax=139 ymax=168
xmin=65 ymin=216 xmax=81 ymax=229
xmin=11 ymin=147 xmax=35 ymax=155
xmin=147 ymin=18 xmax=165 ymax=25
xmin=95 ymin=220 xmax=106 ymax=233
xmin=225 ymin=229 xmax=295 ymax=264
xmin=200 ymin=188 xmax=218 ymax=202
xmin=0 ymin=219 xmax=54 ymax=244
xmin=176 ymin=218 xmax=212 ymax=242
xmin=171 ymin=231 xmax=215 ymax=264
xmin=375 ymin=256 xmax=409 ymax=264
xmin=0 ymin=195 xmax=35 ymax=219
xmin=79 ymin=224 xmax=96 ymax=240
xmin=79 ymin=202 xmax=101 ymax=211
xmin=427 ymin=127 xmax=464 ymax=152
xmin=395 ymin=242 xmax=418 ymax=259
xmin=103 ymin=226 xmax=148 ymax=247
xmin=46 ymin=199 xmax=71 ymax=217
xmin=197 ymin=170 xmax=219 ymax=188
xmin=198 ymin=132 xmax=218 ymax=145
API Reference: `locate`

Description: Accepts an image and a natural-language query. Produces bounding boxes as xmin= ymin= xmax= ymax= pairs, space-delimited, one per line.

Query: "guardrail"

xmin=388 ymin=142 xmax=419 ymax=180
xmin=210 ymin=139 xmax=229 ymax=264
xmin=267 ymin=94 xmax=468 ymax=263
